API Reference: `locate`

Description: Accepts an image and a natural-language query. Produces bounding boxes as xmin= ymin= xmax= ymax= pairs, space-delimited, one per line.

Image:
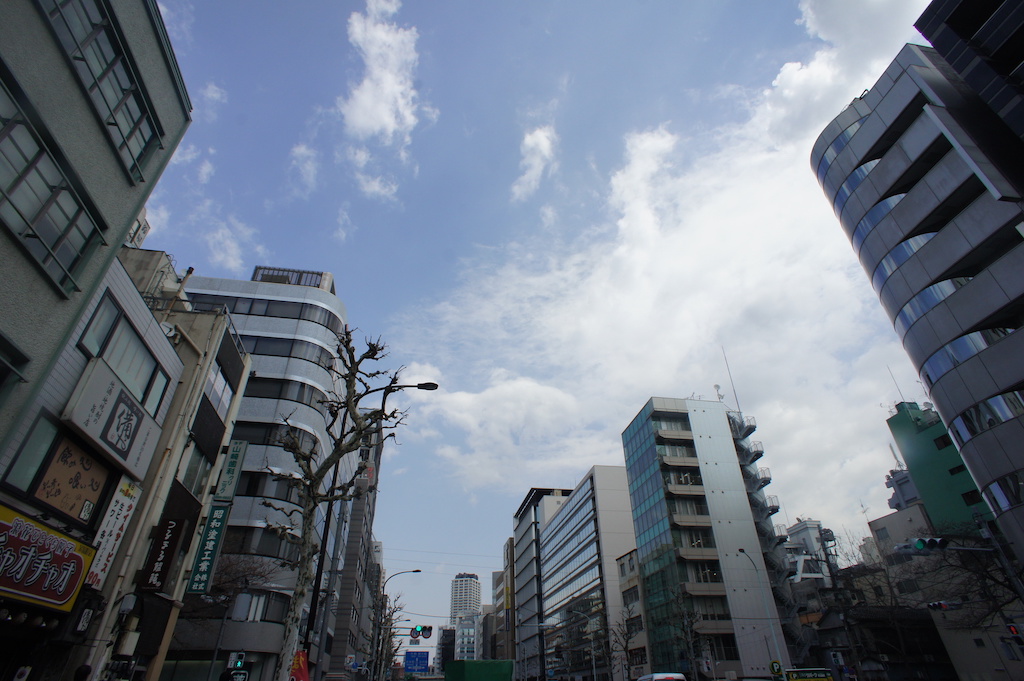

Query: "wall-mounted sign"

xmin=85 ymin=477 xmax=142 ymax=589
xmin=0 ymin=503 xmax=96 ymax=612
xmin=32 ymin=437 xmax=110 ymax=523
xmin=62 ymin=359 xmax=160 ymax=480
xmin=185 ymin=504 xmax=230 ymax=593
xmin=213 ymin=441 xmax=246 ymax=502
xmin=138 ymin=518 xmax=186 ymax=592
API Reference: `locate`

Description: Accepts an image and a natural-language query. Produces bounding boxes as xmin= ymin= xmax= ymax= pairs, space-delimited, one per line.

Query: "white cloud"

xmin=355 ymin=172 xmax=398 ymax=200
xmin=197 ymin=159 xmax=215 ymax=184
xmin=395 ymin=0 xmax=931 ymax=532
xmin=157 ymin=1 xmax=194 ymax=45
xmin=335 ymin=206 xmax=354 ymax=242
xmin=171 ymin=143 xmax=200 ymax=165
xmin=289 ymin=144 xmax=319 ymax=197
xmin=144 ymin=203 xmax=171 ymax=236
xmin=188 ymin=199 xmax=268 ymax=275
xmin=335 ymin=0 xmax=434 ymax=198
xmin=199 ymin=82 xmax=228 ymax=122
xmin=511 ymin=125 xmax=559 ymax=202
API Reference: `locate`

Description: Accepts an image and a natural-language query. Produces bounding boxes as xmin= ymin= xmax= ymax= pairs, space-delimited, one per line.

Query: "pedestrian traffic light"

xmin=1008 ymin=623 xmax=1023 ymax=645
xmin=911 ymin=537 xmax=948 ymax=551
xmin=233 ymin=653 xmax=245 ymax=669
xmin=421 ymin=625 xmax=433 ymax=639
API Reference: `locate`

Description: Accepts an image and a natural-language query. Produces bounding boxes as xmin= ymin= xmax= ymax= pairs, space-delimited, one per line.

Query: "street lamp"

xmin=738 ymin=548 xmax=783 ymax=673
xmin=374 ymin=569 xmax=421 ymax=681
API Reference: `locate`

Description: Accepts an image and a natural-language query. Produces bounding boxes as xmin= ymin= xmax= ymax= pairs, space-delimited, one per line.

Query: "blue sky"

xmin=149 ymin=0 xmax=932 ymax=642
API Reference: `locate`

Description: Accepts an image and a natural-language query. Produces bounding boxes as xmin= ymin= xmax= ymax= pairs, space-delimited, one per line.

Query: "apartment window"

xmin=180 ymin=446 xmax=212 ymax=498
xmin=40 ymin=0 xmax=160 ymax=181
xmin=962 ymin=489 xmax=983 ymax=506
xmin=1 ymin=81 xmax=104 ymax=292
xmin=80 ymin=293 xmax=169 ymax=415
xmin=935 ymin=435 xmax=954 ymax=450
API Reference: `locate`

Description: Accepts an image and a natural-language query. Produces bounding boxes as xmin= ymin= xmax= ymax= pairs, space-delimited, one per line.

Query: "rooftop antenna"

xmin=887 ymin=365 xmax=906 ymax=403
xmin=722 ymin=346 xmax=741 ymax=413
xmin=714 ymin=384 xmax=725 ymax=401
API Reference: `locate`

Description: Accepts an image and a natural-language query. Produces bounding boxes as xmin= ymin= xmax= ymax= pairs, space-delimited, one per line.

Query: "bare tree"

xmin=608 ymin=602 xmax=638 ymax=681
xmin=263 ymin=329 xmax=435 ymax=681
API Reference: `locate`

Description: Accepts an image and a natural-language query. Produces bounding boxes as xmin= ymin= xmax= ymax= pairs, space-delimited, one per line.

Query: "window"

xmin=948 ymin=464 xmax=966 ymax=475
xmin=875 ymin=527 xmax=890 ymax=541
xmin=623 ymin=586 xmax=640 ymax=605
xmin=895 ymin=578 xmax=920 ymax=594
xmin=180 ymin=446 xmax=212 ymax=498
xmin=80 ymin=293 xmax=169 ymax=415
xmin=626 ymin=615 xmax=644 ymax=635
xmin=40 ymin=0 xmax=160 ymax=181
xmin=204 ymin=363 xmax=234 ymax=421
xmin=935 ymin=435 xmax=954 ymax=450
xmin=0 ymin=330 xmax=29 ymax=404
xmin=1 ymin=80 xmax=104 ymax=292
xmin=962 ymin=489 xmax=983 ymax=506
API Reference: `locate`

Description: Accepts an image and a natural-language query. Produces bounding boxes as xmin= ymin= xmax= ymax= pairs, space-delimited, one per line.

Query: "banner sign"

xmin=214 ymin=441 xmax=246 ymax=502
xmin=185 ymin=504 xmax=230 ymax=593
xmin=289 ymin=651 xmax=309 ymax=681
xmin=86 ymin=477 xmax=142 ymax=589
xmin=0 ymin=503 xmax=96 ymax=611
xmin=138 ymin=518 xmax=186 ymax=591
xmin=62 ymin=359 xmax=160 ymax=480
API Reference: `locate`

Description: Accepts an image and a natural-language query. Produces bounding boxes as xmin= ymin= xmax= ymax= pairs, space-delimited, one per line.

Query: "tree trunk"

xmin=275 ymin=493 xmax=320 ymax=681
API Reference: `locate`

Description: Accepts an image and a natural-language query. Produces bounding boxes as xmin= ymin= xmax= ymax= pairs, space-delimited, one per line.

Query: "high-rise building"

xmin=491 ymin=539 xmax=516 ymax=662
xmin=513 ymin=488 xmax=571 ymax=681
xmin=537 ymin=466 xmax=636 ymax=681
xmin=811 ymin=25 xmax=1024 ymax=556
xmin=164 ymin=267 xmax=356 ymax=681
xmin=621 ymin=397 xmax=791 ymax=678
xmin=0 ymin=0 xmax=191 ymax=454
xmin=450 ymin=573 xmax=482 ymax=626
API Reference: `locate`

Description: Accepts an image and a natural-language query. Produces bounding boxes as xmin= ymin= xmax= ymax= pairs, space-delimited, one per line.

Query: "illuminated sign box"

xmin=62 ymin=359 xmax=161 ymax=480
xmin=0 ymin=503 xmax=96 ymax=612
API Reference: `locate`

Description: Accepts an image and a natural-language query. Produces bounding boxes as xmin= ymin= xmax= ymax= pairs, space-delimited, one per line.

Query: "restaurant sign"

xmin=62 ymin=359 xmax=160 ymax=480
xmin=0 ymin=503 xmax=96 ymax=612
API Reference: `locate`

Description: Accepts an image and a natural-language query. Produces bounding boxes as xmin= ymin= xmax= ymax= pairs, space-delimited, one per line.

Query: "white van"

xmin=637 ymin=674 xmax=686 ymax=681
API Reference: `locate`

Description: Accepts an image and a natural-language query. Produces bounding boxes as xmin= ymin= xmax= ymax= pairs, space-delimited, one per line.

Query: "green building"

xmin=886 ymin=402 xmax=987 ymax=532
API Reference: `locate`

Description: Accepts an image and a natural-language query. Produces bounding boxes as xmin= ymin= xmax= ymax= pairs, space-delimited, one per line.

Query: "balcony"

xmin=728 ymin=412 xmax=756 ymax=438
xmin=765 ymin=495 xmax=780 ymax=515
xmin=676 ymin=545 xmax=719 ymax=561
xmin=682 ymin=581 xmax=727 ymax=597
xmin=672 ymin=513 xmax=712 ymax=528
xmin=745 ymin=467 xmax=771 ymax=490
xmin=667 ymin=482 xmax=705 ymax=496
xmin=741 ymin=441 xmax=765 ymax=464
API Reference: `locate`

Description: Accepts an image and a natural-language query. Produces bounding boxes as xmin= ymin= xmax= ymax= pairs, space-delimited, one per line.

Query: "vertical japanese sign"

xmin=0 ymin=503 xmax=96 ymax=611
xmin=214 ymin=441 xmax=246 ymax=502
xmin=185 ymin=504 xmax=231 ymax=593
xmin=138 ymin=518 xmax=186 ymax=591
xmin=85 ymin=476 xmax=142 ymax=589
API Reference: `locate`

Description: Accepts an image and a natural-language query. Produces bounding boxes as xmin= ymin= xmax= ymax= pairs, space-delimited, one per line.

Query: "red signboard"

xmin=0 ymin=503 xmax=96 ymax=612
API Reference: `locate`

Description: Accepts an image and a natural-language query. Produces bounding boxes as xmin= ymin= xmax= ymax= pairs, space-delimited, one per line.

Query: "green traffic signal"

xmin=911 ymin=537 xmax=948 ymax=551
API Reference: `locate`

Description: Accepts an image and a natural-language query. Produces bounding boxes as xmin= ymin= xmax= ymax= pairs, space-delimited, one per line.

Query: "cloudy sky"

xmin=150 ymin=0 xmax=933 ymax=640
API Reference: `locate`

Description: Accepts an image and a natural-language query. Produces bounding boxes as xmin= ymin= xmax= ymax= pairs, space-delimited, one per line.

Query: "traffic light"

xmin=927 ymin=601 xmax=961 ymax=610
xmin=410 ymin=625 xmax=422 ymax=639
xmin=421 ymin=625 xmax=433 ymax=639
xmin=911 ymin=537 xmax=948 ymax=551
xmin=1008 ymin=623 xmax=1023 ymax=646
xmin=233 ymin=653 xmax=245 ymax=669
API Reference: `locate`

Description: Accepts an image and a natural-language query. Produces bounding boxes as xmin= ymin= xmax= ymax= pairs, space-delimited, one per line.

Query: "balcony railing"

xmin=728 ymin=412 xmax=756 ymax=438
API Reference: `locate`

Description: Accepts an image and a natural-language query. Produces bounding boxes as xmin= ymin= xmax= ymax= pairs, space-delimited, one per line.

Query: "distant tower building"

xmin=450 ymin=573 xmax=482 ymax=626
xmin=811 ymin=29 xmax=1024 ymax=557
xmin=621 ymin=397 xmax=791 ymax=678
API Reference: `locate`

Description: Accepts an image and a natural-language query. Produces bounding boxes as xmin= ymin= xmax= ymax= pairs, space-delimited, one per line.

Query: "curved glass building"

xmin=811 ymin=41 xmax=1024 ymax=555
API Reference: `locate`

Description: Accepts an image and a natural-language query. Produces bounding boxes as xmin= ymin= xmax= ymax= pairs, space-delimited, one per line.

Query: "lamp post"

xmin=570 ymin=610 xmax=601 ymax=681
xmin=374 ymin=569 xmax=421 ymax=681
xmin=738 ymin=548 xmax=782 ymax=673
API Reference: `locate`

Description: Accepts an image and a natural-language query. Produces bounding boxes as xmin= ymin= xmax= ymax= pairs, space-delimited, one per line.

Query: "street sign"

xmin=404 ymin=651 xmax=429 ymax=673
xmin=771 ymin=661 xmax=783 ymax=675
xmin=230 ymin=672 xmax=248 ymax=681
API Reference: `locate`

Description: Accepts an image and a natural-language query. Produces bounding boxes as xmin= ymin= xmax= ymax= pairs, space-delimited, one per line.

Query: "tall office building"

xmin=450 ymin=573 xmax=482 ymax=626
xmin=0 ymin=0 xmax=191 ymax=454
xmin=513 ymin=488 xmax=571 ymax=681
xmin=164 ymin=267 xmax=355 ymax=681
xmin=811 ymin=16 xmax=1024 ymax=556
xmin=621 ymin=397 xmax=791 ymax=678
xmin=537 ymin=466 xmax=636 ymax=681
